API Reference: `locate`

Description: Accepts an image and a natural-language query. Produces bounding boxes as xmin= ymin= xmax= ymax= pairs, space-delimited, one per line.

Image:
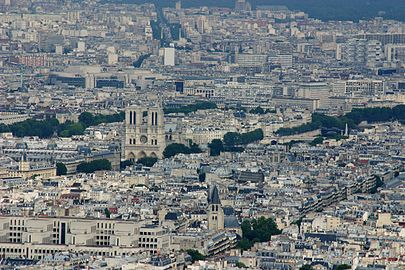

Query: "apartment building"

xmin=0 ymin=217 xmax=169 ymax=260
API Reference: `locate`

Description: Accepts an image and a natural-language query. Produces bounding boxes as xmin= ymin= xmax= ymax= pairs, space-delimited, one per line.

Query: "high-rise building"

xmin=385 ymin=44 xmax=405 ymax=67
xmin=341 ymin=39 xmax=382 ymax=68
xmin=235 ymin=0 xmax=251 ymax=12
xmin=124 ymin=103 xmax=166 ymax=160
xmin=298 ymin=82 xmax=331 ymax=109
xmin=77 ymin=41 xmax=85 ymax=52
xmin=175 ymin=1 xmax=181 ymax=10
xmin=164 ymin=47 xmax=175 ymax=66
xmin=367 ymin=40 xmax=383 ymax=68
xmin=345 ymin=79 xmax=385 ymax=97
xmin=67 ymin=11 xmax=80 ymax=23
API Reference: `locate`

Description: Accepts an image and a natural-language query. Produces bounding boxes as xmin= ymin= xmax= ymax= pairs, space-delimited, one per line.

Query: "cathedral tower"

xmin=124 ymin=103 xmax=165 ymax=160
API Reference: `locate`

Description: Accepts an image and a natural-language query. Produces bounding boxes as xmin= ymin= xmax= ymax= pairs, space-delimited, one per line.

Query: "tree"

xmin=104 ymin=208 xmax=111 ymax=218
xmin=236 ymin=261 xmax=247 ymax=268
xmin=186 ymin=249 xmax=206 ymax=263
xmin=0 ymin=111 xmax=125 ymax=139
xmin=300 ymin=265 xmax=314 ymax=270
xmin=56 ymin=162 xmax=67 ymax=176
xmin=208 ymin=139 xmax=224 ymax=156
xmin=76 ymin=159 xmax=112 ymax=173
xmin=78 ymin=112 xmax=95 ymax=127
xmin=237 ymin=238 xmax=252 ymax=250
xmin=137 ymin=157 xmax=158 ymax=167
xmin=59 ymin=122 xmax=85 ymax=137
xmin=224 ymin=129 xmax=264 ymax=147
xmin=163 ymin=143 xmax=202 ymax=158
xmin=249 ymin=106 xmax=265 ymax=114
xmin=164 ymin=101 xmax=217 ymax=114
xmin=223 ymin=132 xmax=239 ymax=146
xmin=277 ymin=105 xmax=405 ymax=137
xmin=238 ymin=217 xmax=281 ymax=250
xmin=120 ymin=160 xmax=134 ymax=170
xmin=335 ymin=265 xmax=351 ymax=270
xmin=309 ymin=136 xmax=324 ymax=146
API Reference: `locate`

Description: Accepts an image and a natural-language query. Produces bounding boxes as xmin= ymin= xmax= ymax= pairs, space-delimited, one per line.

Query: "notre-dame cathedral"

xmin=123 ymin=103 xmax=166 ymax=160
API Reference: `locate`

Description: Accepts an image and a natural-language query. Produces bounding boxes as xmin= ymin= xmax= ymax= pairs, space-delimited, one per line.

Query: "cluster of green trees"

xmin=76 ymin=159 xmax=112 ymax=173
xmin=186 ymin=249 xmax=206 ymax=263
xmin=163 ymin=142 xmax=202 ymax=158
xmin=224 ymin=129 xmax=264 ymax=147
xmin=276 ymin=105 xmax=405 ymax=137
xmin=164 ymin=102 xmax=217 ymax=114
xmin=120 ymin=160 xmax=134 ymax=170
xmin=207 ymin=129 xmax=264 ymax=156
xmin=56 ymin=162 xmax=68 ymax=176
xmin=0 ymin=118 xmax=60 ymax=138
xmin=137 ymin=157 xmax=158 ymax=167
xmin=133 ymin=54 xmax=151 ymax=68
xmin=236 ymin=262 xmax=247 ymax=268
xmin=334 ymin=265 xmax=351 ymax=270
xmin=309 ymin=136 xmax=324 ymax=146
xmin=0 ymin=112 xmax=125 ymax=139
xmin=300 ymin=265 xmax=314 ymax=270
xmin=78 ymin=111 xmax=125 ymax=128
xmin=120 ymin=157 xmax=158 ymax=168
xmin=299 ymin=265 xmax=351 ymax=270
xmin=208 ymin=139 xmax=223 ymax=156
xmin=249 ymin=106 xmax=275 ymax=115
xmin=238 ymin=217 xmax=281 ymax=250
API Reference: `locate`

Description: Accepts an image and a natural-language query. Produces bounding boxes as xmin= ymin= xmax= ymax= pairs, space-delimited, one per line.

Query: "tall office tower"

xmin=342 ymin=38 xmax=367 ymax=66
xmin=67 ymin=11 xmax=80 ymax=23
xmin=107 ymin=46 xmax=118 ymax=65
xmin=124 ymin=103 xmax=165 ymax=160
xmin=164 ymin=47 xmax=175 ymax=66
xmin=145 ymin=21 xmax=153 ymax=39
xmin=196 ymin=16 xmax=209 ymax=34
xmin=345 ymin=79 xmax=385 ymax=97
xmin=175 ymin=1 xmax=181 ymax=10
xmin=385 ymin=44 xmax=405 ymax=67
xmin=77 ymin=41 xmax=85 ymax=52
xmin=235 ymin=0 xmax=251 ymax=12
xmin=367 ymin=40 xmax=383 ymax=68
xmin=298 ymin=82 xmax=331 ymax=109
xmin=341 ymin=38 xmax=383 ymax=69
xmin=207 ymin=186 xmax=224 ymax=231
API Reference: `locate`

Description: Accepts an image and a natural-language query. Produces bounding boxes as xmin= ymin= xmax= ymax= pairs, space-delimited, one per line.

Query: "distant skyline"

xmin=104 ymin=0 xmax=405 ymax=22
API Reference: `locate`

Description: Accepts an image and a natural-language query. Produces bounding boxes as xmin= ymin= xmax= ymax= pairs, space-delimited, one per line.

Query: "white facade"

xmin=164 ymin=47 xmax=175 ymax=66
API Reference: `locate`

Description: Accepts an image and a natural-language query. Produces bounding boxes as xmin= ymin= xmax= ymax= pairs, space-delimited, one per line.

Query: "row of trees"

xmin=223 ymin=129 xmax=264 ymax=146
xmin=163 ymin=101 xmax=217 ymax=114
xmin=78 ymin=111 xmax=125 ymax=128
xmin=0 ymin=118 xmax=60 ymax=138
xmin=207 ymin=129 xmax=264 ymax=156
xmin=276 ymin=105 xmax=405 ymax=137
xmin=76 ymin=159 xmax=112 ymax=173
xmin=0 ymin=112 xmax=125 ymax=139
xmin=163 ymin=142 xmax=202 ymax=158
xmin=249 ymin=106 xmax=275 ymax=115
xmin=300 ymin=264 xmax=351 ymax=270
xmin=56 ymin=159 xmax=113 ymax=175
